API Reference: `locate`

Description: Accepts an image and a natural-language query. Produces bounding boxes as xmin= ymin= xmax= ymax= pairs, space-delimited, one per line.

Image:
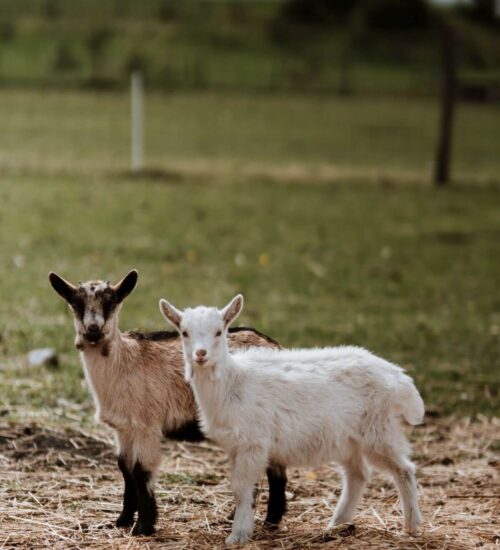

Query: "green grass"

xmin=0 ymin=89 xmax=499 ymax=182
xmin=0 ymin=174 xmax=499 ymax=416
xmin=0 ymin=88 xmax=498 ymax=418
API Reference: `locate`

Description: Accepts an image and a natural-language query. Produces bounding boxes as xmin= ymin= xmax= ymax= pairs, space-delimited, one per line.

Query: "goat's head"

xmin=49 ymin=270 xmax=138 ymax=348
xmin=159 ymin=294 xmax=244 ymax=381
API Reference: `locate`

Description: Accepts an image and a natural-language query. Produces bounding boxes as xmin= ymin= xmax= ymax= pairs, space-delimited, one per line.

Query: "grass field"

xmin=1 ymin=172 xmax=499 ymax=416
xmin=1 ymin=90 xmax=500 ymax=182
xmin=0 ymin=90 xmax=498 ymax=399
xmin=0 ymin=90 xmax=499 ymax=418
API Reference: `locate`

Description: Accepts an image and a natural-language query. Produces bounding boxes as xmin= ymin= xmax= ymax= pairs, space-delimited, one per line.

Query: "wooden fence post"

xmin=434 ymin=19 xmax=457 ymax=186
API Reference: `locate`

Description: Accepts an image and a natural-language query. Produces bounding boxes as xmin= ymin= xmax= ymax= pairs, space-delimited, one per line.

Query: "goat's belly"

xmin=98 ymin=402 xmax=146 ymax=432
xmin=206 ymin=425 xmax=236 ymax=446
xmin=205 ymin=423 xmax=259 ymax=455
xmin=271 ymin=433 xmax=344 ymax=468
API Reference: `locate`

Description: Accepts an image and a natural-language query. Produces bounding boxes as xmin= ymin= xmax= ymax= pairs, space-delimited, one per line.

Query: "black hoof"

xmin=264 ymin=518 xmax=281 ymax=530
xmin=116 ymin=513 xmax=135 ymax=528
xmin=96 ymin=521 xmax=116 ymax=530
xmin=132 ymin=521 xmax=156 ymax=536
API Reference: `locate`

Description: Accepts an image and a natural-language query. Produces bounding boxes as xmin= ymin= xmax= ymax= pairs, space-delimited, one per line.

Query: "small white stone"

xmin=28 ymin=348 xmax=59 ymax=368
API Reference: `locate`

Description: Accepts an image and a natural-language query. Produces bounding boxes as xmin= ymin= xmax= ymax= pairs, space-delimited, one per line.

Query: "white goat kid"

xmin=159 ymin=295 xmax=424 ymax=545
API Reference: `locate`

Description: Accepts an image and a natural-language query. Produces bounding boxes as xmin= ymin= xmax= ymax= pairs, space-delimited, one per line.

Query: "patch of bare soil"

xmin=0 ymin=415 xmax=498 ymax=549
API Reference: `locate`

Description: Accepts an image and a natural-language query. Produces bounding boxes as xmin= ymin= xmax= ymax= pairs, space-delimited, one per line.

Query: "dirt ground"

xmin=0 ymin=414 xmax=498 ymax=549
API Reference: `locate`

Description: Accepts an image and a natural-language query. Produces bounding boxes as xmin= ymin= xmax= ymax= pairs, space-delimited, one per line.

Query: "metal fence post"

xmin=131 ymin=71 xmax=144 ymax=172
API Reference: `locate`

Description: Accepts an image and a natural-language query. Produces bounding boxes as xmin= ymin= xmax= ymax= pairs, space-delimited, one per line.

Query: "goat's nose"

xmin=196 ymin=349 xmax=207 ymax=358
xmin=88 ymin=323 xmax=100 ymax=333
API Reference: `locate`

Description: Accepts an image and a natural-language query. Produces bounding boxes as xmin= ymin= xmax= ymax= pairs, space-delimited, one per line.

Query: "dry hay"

xmin=0 ymin=414 xmax=498 ymax=549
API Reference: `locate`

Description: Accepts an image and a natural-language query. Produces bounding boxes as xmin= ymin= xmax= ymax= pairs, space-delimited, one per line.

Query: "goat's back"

xmin=120 ymin=327 xmax=279 ymax=436
xmin=213 ymin=345 xmax=421 ymax=466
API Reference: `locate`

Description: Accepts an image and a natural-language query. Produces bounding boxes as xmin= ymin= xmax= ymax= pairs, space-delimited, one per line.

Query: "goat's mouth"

xmin=85 ymin=332 xmax=104 ymax=344
xmin=195 ymin=358 xmax=209 ymax=367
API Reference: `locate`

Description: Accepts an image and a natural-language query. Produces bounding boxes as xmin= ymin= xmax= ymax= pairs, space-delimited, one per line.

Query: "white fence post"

xmin=131 ymin=71 xmax=144 ymax=172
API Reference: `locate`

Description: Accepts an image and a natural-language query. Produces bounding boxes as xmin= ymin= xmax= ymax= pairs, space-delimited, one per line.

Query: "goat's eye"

xmin=215 ymin=330 xmax=222 ymax=337
xmin=182 ymin=331 xmax=189 ymax=338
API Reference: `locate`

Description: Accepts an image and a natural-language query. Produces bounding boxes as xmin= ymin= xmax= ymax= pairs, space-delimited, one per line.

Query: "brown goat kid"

xmin=49 ymin=270 xmax=287 ymax=536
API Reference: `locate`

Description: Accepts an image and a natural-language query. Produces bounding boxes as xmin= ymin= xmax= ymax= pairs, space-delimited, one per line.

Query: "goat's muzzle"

xmin=85 ymin=324 xmax=103 ymax=344
xmin=194 ymin=349 xmax=208 ymax=366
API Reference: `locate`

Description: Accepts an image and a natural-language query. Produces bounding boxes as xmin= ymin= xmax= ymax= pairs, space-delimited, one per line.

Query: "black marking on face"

xmin=69 ymin=282 xmax=121 ymax=324
xmin=71 ymin=289 xmax=87 ymax=321
xmin=164 ymin=420 xmax=205 ymax=442
xmin=96 ymin=288 xmax=119 ymax=321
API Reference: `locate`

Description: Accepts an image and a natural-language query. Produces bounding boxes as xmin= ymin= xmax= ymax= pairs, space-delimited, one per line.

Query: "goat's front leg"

xmin=117 ymin=430 xmax=161 ymax=536
xmin=226 ymin=449 xmax=267 ymax=545
xmin=131 ymin=460 xmax=158 ymax=536
xmin=132 ymin=433 xmax=162 ymax=536
xmin=116 ymin=455 xmax=138 ymax=528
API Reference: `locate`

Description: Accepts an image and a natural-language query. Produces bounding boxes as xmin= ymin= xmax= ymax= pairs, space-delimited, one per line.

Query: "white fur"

xmin=160 ymin=296 xmax=424 ymax=545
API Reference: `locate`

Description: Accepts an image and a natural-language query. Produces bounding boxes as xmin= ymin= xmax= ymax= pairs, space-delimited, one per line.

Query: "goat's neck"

xmin=78 ymin=319 xmax=129 ymax=418
xmin=191 ymin=349 xmax=238 ymax=419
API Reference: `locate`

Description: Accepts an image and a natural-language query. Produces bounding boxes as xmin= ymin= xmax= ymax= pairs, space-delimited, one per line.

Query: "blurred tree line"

xmin=275 ymin=0 xmax=500 ymax=89
xmin=277 ymin=0 xmax=499 ymax=184
xmin=279 ymin=0 xmax=499 ymax=29
xmin=0 ymin=0 xmax=498 ymax=95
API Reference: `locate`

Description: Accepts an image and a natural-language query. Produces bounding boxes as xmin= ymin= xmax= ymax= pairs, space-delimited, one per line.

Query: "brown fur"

xmin=49 ymin=271 xmax=284 ymax=534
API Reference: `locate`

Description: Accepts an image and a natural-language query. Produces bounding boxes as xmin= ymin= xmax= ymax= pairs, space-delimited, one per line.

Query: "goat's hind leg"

xmin=368 ymin=450 xmax=422 ymax=535
xmin=329 ymin=449 xmax=369 ymax=529
xmin=264 ymin=463 xmax=287 ymax=528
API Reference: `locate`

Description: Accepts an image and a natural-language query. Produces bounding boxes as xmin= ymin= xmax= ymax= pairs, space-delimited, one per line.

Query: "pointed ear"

xmin=220 ymin=294 xmax=244 ymax=328
xmin=113 ymin=270 xmax=138 ymax=303
xmin=159 ymin=299 xmax=183 ymax=331
xmin=49 ymin=272 xmax=76 ymax=304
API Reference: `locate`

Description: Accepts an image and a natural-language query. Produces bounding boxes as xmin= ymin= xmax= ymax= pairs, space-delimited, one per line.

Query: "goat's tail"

xmin=392 ymin=373 xmax=425 ymax=425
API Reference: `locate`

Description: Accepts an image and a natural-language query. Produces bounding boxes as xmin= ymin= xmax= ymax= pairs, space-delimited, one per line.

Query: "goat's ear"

xmin=113 ymin=269 xmax=138 ymax=302
xmin=159 ymin=299 xmax=183 ymax=331
xmin=220 ymin=294 xmax=244 ymax=327
xmin=49 ymin=272 xmax=76 ymax=304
